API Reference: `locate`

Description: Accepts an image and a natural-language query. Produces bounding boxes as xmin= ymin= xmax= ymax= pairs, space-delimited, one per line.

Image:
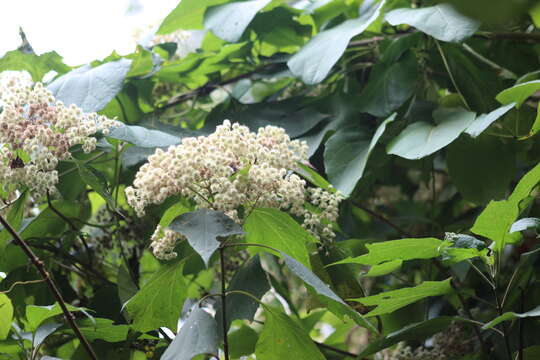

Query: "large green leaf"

xmin=464 ymin=103 xmax=515 ymax=137
xmin=386 ymin=107 xmax=475 ymax=159
xmin=244 ymin=208 xmax=314 ymax=267
xmin=351 ymin=279 xmax=453 ymax=317
xmin=0 ymin=294 xmax=13 ymax=340
xmin=324 ymin=113 xmax=395 ymax=196
xmin=216 ymin=255 xmax=270 ymax=335
xmin=482 ymin=305 xmax=540 ymax=329
xmin=255 ymin=305 xmax=325 ymax=360
xmin=157 ymin=0 xmax=228 ymax=34
xmin=169 ymin=209 xmax=243 ymax=266
xmin=358 ymin=53 xmax=418 ymax=117
xmin=496 ymin=80 xmax=540 ymax=108
xmin=125 ymin=260 xmax=188 ymax=332
xmin=332 ymin=238 xmax=445 ymax=266
xmin=48 ymin=59 xmax=132 ymax=112
xmin=0 ymin=50 xmax=69 ymax=81
xmin=107 ymin=125 xmax=181 ymax=148
xmin=161 ymin=307 xmax=219 ymax=360
xmin=204 ymin=0 xmax=272 ymax=43
xmin=385 ymin=4 xmax=480 ymax=42
xmin=447 ymin=135 xmax=516 ymax=204
xmin=287 ymin=0 xmax=386 ymax=84
xmin=472 ymin=162 xmax=540 ymax=251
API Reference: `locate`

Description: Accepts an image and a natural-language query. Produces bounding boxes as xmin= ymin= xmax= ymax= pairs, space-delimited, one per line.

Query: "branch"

xmin=162 ymin=63 xmax=276 ymax=110
xmin=349 ymin=200 xmax=412 ymax=237
xmin=0 ymin=214 xmax=98 ymax=360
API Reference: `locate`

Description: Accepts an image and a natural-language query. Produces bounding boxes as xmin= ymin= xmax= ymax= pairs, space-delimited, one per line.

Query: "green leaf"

xmin=107 ymin=125 xmax=181 ymax=148
xmin=0 ymin=50 xmax=69 ymax=81
xmin=26 ymin=303 xmax=86 ymax=332
xmin=358 ymin=317 xmax=459 ymax=356
xmin=364 ymin=259 xmax=403 ymax=277
xmin=48 ymin=59 xmax=132 ymax=112
xmin=385 ymin=4 xmax=480 ymax=42
xmin=159 ymin=201 xmax=191 ymax=228
xmin=287 ymin=0 xmax=386 ymax=84
xmin=496 ymin=80 xmax=540 ymax=108
xmin=351 ymin=279 xmax=453 ymax=317
xmin=387 ymin=107 xmax=476 ymax=160
xmin=0 ymin=192 xmax=27 ymax=251
xmin=169 ymin=209 xmax=243 ymax=266
xmin=33 ymin=323 xmax=61 ymax=348
xmin=161 ymin=307 xmax=219 ymax=360
xmin=244 ymin=208 xmax=314 ymax=268
xmin=20 ymin=201 xmax=82 ymax=240
xmin=472 ymin=162 xmax=540 ymax=251
xmin=510 ymin=218 xmax=540 ymax=233
xmin=464 ymin=103 xmax=515 ymax=137
xmin=216 ymin=255 xmax=270 ymax=335
xmin=218 ymin=100 xmax=330 ymax=138
xmin=281 ymin=252 xmax=378 ymax=332
xmin=447 ymin=135 xmax=516 ymax=204
xmin=482 ymin=305 xmax=540 ymax=329
xmin=332 ymin=238 xmax=445 ymax=266
xmin=281 ymin=252 xmax=343 ymax=304
xmin=255 ymin=305 xmax=325 ymax=360
xmin=358 ymin=53 xmax=418 ymax=117
xmin=125 ymin=260 xmax=188 ymax=332
xmin=66 ymin=318 xmax=130 ymax=342
xmin=324 ymin=113 xmax=395 ymax=196
xmin=76 ymin=162 xmax=115 ymax=209
xmin=296 ymin=163 xmax=333 ymax=192
xmin=0 ymin=294 xmax=13 ymax=340
xmin=158 ymin=0 xmax=228 ymax=34
xmin=204 ymin=0 xmax=272 ymax=43
xmin=229 ymin=324 xmax=259 ymax=358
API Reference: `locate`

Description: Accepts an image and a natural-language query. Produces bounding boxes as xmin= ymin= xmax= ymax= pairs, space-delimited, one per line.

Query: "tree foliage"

xmin=1 ymin=0 xmax=540 ymax=359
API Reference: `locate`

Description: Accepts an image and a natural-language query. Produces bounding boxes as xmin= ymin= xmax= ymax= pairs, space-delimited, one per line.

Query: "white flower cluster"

xmin=125 ymin=120 xmax=343 ymax=260
xmin=149 ymin=225 xmax=186 ymax=261
xmin=0 ymin=71 xmax=117 ymax=198
xmin=150 ymin=29 xmax=199 ymax=59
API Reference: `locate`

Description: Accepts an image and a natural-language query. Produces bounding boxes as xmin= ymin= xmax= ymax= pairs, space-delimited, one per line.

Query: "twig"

xmin=0 ymin=214 xmax=98 ymax=360
xmin=435 ymin=39 xmax=471 ymax=110
xmin=0 ymin=279 xmax=46 ymax=294
xmin=315 ymin=342 xmax=360 ymax=358
xmin=349 ymin=200 xmax=412 ymax=237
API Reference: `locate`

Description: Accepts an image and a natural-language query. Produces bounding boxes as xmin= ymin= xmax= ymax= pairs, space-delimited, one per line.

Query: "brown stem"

xmin=349 ymin=200 xmax=412 ymax=237
xmin=315 ymin=342 xmax=362 ymax=358
xmin=0 ymin=214 xmax=98 ymax=360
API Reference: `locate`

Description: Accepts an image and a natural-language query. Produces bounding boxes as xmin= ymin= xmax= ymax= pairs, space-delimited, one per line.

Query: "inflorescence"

xmin=125 ymin=120 xmax=344 ymax=260
xmin=0 ymin=71 xmax=117 ymax=198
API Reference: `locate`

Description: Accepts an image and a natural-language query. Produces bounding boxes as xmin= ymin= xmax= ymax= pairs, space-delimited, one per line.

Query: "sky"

xmin=0 ymin=0 xmax=179 ymax=66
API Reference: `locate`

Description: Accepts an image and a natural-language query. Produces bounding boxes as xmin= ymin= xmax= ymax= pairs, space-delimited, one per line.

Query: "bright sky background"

xmin=0 ymin=0 xmax=179 ymax=66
